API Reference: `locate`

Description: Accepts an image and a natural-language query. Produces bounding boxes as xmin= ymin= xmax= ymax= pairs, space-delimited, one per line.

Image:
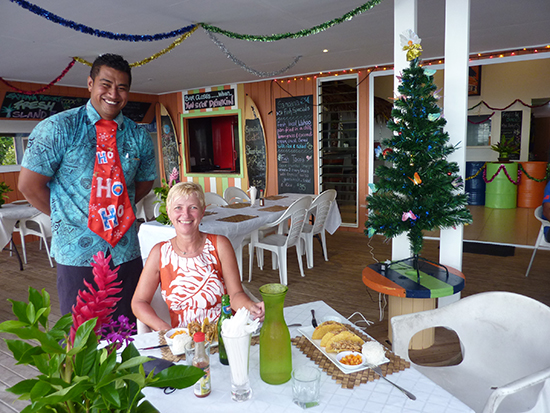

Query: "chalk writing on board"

xmin=501 ymin=110 xmax=522 ymax=161
xmin=245 ymin=117 xmax=266 ymax=191
xmin=276 ymin=95 xmax=314 ymax=194
xmin=0 ymin=92 xmax=150 ymax=122
xmin=184 ymin=89 xmax=235 ymax=111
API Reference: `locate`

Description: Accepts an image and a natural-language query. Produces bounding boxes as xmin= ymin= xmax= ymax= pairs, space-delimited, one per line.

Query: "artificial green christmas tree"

xmin=365 ymin=30 xmax=472 ymax=265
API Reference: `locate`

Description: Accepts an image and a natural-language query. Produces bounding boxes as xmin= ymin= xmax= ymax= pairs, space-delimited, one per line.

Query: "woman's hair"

xmin=166 ymin=182 xmax=206 ymax=211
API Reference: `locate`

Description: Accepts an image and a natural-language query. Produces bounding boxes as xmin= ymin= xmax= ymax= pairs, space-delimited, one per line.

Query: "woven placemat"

xmin=216 ymin=214 xmax=258 ymax=223
xmin=204 ymin=211 xmax=217 ymax=216
xmin=223 ymin=203 xmax=250 ymax=209
xmin=158 ymin=331 xmax=260 ymax=362
xmin=291 ymin=326 xmax=410 ymax=389
xmin=265 ymin=195 xmax=287 ymax=201
xmin=259 ymin=205 xmax=287 ymax=212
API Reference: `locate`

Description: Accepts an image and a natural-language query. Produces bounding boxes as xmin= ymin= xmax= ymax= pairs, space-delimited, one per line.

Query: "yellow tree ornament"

xmin=400 ymin=29 xmax=423 ymax=61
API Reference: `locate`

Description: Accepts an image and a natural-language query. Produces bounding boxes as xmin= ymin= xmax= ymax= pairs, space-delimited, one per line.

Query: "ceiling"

xmin=1 ymin=0 xmax=550 ymax=95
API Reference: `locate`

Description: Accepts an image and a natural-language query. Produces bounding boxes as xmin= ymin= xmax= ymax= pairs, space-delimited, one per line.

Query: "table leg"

xmin=388 ymin=296 xmax=435 ymax=349
xmin=8 ymin=237 xmax=24 ymax=271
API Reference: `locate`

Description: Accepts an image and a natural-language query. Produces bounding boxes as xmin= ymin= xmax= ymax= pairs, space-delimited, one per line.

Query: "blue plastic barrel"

xmin=465 ymin=161 xmax=486 ymax=205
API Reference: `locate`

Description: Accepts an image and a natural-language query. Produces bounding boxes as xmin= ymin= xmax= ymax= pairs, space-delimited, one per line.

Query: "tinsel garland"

xmin=469 ymin=98 xmax=550 ymax=112
xmin=518 ymin=163 xmax=550 ymax=182
xmin=9 ymin=0 xmax=195 ymax=41
xmin=74 ymin=26 xmax=198 ymax=68
xmin=483 ymin=164 xmax=521 ymax=185
xmin=200 ymin=0 xmax=384 ymax=41
xmin=205 ymin=30 xmax=301 ymax=77
xmin=467 ymin=112 xmax=494 ymax=124
xmin=0 ymin=59 xmax=76 ymax=95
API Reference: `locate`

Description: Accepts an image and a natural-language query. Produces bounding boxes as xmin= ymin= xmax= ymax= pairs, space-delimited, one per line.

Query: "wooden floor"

xmin=1 ymin=206 xmax=550 ymax=412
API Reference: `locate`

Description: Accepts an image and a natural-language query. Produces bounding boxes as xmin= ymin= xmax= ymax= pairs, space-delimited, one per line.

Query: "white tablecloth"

xmin=138 ymin=193 xmax=342 ymax=260
xmin=0 ymin=201 xmax=40 ymax=250
xmin=136 ymin=301 xmax=474 ymax=413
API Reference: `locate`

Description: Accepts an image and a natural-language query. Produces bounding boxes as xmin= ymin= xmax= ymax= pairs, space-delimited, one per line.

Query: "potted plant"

xmin=0 ymin=181 xmax=13 ymax=207
xmin=491 ymin=135 xmax=520 ymax=162
xmin=0 ymin=251 xmax=203 ymax=412
xmin=153 ymin=168 xmax=179 ymax=225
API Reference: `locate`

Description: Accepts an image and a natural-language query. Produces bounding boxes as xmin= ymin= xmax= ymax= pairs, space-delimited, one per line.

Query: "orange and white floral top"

xmin=159 ymin=234 xmax=227 ymax=328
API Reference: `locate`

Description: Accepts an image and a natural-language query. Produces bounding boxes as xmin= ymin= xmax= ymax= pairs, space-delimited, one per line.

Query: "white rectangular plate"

xmin=298 ymin=326 xmax=389 ymax=375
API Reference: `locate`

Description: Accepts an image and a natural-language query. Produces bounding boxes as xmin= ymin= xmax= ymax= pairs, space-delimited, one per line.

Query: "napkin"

xmin=248 ymin=186 xmax=257 ymax=207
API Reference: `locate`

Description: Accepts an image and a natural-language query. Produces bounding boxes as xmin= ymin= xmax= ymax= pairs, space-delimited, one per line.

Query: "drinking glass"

xmin=292 ymin=366 xmax=321 ymax=409
xmin=221 ymin=332 xmax=252 ymax=402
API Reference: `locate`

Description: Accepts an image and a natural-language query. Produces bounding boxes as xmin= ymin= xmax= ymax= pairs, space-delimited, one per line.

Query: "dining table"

xmin=135 ymin=300 xmax=475 ymax=412
xmin=138 ymin=193 xmax=342 ymax=261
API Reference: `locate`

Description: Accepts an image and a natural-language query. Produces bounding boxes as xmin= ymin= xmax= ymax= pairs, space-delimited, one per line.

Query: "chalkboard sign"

xmin=276 ymin=95 xmax=314 ymax=194
xmin=244 ymin=96 xmax=267 ymax=191
xmin=501 ymin=110 xmax=522 ymax=161
xmin=0 ymin=92 xmax=150 ymax=122
xmin=184 ymin=89 xmax=235 ymax=111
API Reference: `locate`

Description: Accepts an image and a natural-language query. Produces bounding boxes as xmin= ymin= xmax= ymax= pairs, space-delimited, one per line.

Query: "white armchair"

xmin=391 ymin=291 xmax=550 ymax=413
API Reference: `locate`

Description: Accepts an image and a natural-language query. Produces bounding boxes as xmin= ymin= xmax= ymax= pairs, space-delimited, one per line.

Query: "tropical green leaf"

xmin=119 ymin=356 xmax=151 ymax=370
xmin=136 ymin=399 xmax=160 ymax=413
xmin=8 ymin=298 xmax=30 ymax=324
xmin=5 ymin=339 xmax=44 ymax=364
xmin=6 ymin=378 xmax=38 ymax=396
xmin=147 ymin=365 xmax=203 ymax=389
xmin=69 ymin=319 xmax=97 ymax=354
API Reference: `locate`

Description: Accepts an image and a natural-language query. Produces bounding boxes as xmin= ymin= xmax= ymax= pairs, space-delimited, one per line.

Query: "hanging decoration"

xmin=205 ymin=29 xmax=301 ymax=77
xmin=200 ymin=0 xmax=384 ymax=41
xmin=467 ymin=113 xmax=495 ymax=124
xmin=74 ymin=26 xmax=198 ymax=69
xmin=9 ymin=0 xmax=195 ymax=41
xmin=483 ymin=164 xmax=521 ymax=185
xmin=0 ymin=59 xmax=76 ymax=95
xmin=469 ymin=98 xmax=550 ymax=112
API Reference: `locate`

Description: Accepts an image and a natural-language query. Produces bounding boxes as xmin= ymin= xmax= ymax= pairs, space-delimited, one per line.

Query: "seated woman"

xmin=132 ymin=182 xmax=264 ymax=331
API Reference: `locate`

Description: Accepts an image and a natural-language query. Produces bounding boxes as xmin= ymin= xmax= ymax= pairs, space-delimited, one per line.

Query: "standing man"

xmin=19 ymin=54 xmax=157 ymax=323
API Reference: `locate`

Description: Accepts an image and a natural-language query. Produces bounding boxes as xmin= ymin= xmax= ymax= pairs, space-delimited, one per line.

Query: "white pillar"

xmin=392 ymin=0 xmax=417 ymax=261
xmin=439 ymin=0 xmax=470 ymax=306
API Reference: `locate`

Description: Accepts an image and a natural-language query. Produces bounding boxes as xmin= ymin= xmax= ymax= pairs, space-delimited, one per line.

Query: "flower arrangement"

xmin=0 ymin=251 xmax=202 ymax=412
xmin=153 ymin=167 xmax=179 ymax=225
xmin=491 ymin=135 xmax=520 ymax=162
xmin=0 ymin=181 xmax=13 ymax=207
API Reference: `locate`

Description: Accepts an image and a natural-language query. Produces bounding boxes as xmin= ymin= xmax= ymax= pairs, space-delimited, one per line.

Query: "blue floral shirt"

xmin=21 ymin=101 xmax=157 ymax=266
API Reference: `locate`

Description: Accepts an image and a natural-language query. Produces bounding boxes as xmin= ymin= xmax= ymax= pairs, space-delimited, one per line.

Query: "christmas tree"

xmin=365 ymin=30 xmax=472 ymax=259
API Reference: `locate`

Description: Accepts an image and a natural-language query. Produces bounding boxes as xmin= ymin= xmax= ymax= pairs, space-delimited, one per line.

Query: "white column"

xmin=392 ymin=0 xmax=417 ymax=260
xmin=439 ymin=0 xmax=470 ymax=306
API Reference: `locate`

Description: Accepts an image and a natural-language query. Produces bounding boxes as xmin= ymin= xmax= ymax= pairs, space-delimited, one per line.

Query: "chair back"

xmin=22 ymin=213 xmax=52 ymax=238
xmin=223 ymin=186 xmax=251 ymax=204
xmin=280 ymin=196 xmax=312 ymax=247
xmin=135 ymin=190 xmax=157 ymax=221
xmin=534 ymin=205 xmax=550 ymax=227
xmin=205 ymin=192 xmax=228 ymax=209
xmin=391 ymin=291 xmax=550 ymax=412
xmin=308 ymin=189 xmax=337 ymax=235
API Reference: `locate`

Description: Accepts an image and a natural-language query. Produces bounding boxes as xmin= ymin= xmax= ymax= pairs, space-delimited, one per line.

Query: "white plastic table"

xmin=136 ymin=301 xmax=474 ymax=413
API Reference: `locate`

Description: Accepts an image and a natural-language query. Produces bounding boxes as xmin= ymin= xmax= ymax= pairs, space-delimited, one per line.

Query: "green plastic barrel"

xmin=485 ymin=162 xmax=518 ymax=209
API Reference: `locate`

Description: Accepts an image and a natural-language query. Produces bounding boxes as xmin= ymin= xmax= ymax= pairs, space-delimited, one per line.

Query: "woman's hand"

xmin=249 ymin=301 xmax=265 ymax=322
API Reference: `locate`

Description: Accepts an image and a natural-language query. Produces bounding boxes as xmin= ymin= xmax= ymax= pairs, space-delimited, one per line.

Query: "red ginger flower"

xmin=70 ymin=251 xmax=123 ymax=344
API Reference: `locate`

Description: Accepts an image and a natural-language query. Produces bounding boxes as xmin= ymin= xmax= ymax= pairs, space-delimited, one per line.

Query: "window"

xmin=0 ymin=135 xmax=17 ymax=166
xmin=183 ymin=112 xmax=242 ymax=175
xmin=467 ymin=115 xmax=491 ymax=147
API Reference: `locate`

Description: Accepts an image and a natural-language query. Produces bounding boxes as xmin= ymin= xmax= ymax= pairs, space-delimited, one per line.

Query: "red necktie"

xmin=88 ymin=119 xmax=135 ymax=247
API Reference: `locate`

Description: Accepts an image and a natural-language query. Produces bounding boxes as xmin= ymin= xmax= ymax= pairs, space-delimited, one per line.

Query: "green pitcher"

xmin=259 ymin=283 xmax=292 ymax=384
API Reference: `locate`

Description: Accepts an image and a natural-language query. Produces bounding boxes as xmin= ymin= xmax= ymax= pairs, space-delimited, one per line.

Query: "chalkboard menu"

xmin=0 ymin=92 xmax=151 ymax=122
xmin=244 ymin=117 xmax=266 ymax=191
xmin=276 ymin=95 xmax=314 ymax=194
xmin=184 ymin=89 xmax=235 ymax=111
xmin=501 ymin=110 xmax=522 ymax=161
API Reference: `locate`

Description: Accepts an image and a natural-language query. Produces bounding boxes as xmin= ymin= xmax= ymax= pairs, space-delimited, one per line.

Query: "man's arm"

xmin=18 ymin=167 xmax=52 ymax=215
xmin=135 ymin=180 xmax=154 ymax=204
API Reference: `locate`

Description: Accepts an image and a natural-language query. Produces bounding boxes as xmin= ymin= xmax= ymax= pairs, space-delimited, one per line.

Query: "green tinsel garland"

xmin=200 ymin=0 xmax=384 ymax=41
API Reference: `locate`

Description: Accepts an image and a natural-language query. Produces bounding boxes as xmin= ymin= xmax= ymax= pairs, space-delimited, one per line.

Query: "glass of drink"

xmin=292 ymin=366 xmax=321 ymax=409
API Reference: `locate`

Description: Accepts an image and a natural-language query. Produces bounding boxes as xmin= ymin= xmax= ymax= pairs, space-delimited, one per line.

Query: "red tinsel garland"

xmin=0 ymin=58 xmax=76 ymax=95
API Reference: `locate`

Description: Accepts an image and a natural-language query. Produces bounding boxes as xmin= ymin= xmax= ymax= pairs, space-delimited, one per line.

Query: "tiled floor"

xmin=425 ymin=205 xmax=540 ymax=248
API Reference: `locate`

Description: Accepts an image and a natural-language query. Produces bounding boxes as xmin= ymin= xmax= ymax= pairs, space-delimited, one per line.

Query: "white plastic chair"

xmin=525 ymin=205 xmax=550 ymax=277
xmin=135 ymin=190 xmax=158 ymax=222
xmin=205 ymin=192 xmax=228 ymax=209
xmin=391 ymin=291 xmax=550 ymax=413
xmin=300 ymin=189 xmax=337 ymax=269
xmin=248 ymin=196 xmax=312 ymax=285
xmin=14 ymin=213 xmax=53 ymax=267
xmin=223 ymin=186 xmax=250 ymax=204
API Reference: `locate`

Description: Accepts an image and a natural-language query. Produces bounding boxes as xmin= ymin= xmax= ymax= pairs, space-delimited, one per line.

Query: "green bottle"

xmin=259 ymin=283 xmax=292 ymax=384
xmin=217 ymin=294 xmax=231 ymax=365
